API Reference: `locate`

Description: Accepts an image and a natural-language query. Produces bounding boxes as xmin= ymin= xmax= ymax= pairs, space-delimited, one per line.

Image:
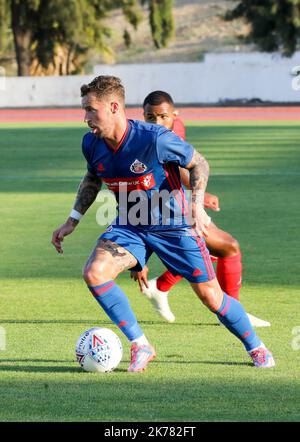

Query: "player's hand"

xmin=204 ymin=192 xmax=220 ymax=211
xmin=51 ymin=218 xmax=77 ymax=254
xmin=130 ymin=266 xmax=149 ymax=292
xmin=191 ymin=203 xmax=211 ymax=237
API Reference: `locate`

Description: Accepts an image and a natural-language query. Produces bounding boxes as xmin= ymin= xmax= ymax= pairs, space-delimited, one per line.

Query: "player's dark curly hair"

xmin=81 ymin=75 xmax=125 ymax=103
xmin=143 ymin=90 xmax=174 ymax=108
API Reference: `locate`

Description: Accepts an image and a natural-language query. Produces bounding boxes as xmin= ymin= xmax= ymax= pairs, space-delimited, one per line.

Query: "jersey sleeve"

xmin=156 ymin=127 xmax=194 ymax=167
xmin=82 ymin=133 xmax=96 ymax=174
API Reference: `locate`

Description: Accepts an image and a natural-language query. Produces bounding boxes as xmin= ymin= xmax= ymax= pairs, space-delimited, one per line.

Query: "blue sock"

xmin=216 ymin=293 xmax=261 ymax=351
xmin=88 ymin=281 xmax=143 ymax=341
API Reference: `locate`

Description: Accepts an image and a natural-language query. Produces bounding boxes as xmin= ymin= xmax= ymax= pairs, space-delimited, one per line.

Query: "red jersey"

xmin=173 ymin=117 xmax=186 ymax=141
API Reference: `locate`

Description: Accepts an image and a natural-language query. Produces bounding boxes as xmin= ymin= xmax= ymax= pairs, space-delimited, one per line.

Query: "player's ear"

xmin=173 ymin=109 xmax=179 ymax=117
xmin=111 ymin=102 xmax=119 ymax=113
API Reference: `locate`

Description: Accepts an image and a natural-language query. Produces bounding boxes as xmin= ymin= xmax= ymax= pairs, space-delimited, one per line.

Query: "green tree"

xmin=225 ymin=0 xmax=300 ymax=56
xmin=9 ymin=0 xmax=42 ymax=76
xmin=0 ymin=0 xmax=175 ymax=76
xmin=0 ymin=0 xmax=11 ymax=54
xmin=146 ymin=0 xmax=174 ymax=49
xmin=0 ymin=0 xmax=143 ymax=76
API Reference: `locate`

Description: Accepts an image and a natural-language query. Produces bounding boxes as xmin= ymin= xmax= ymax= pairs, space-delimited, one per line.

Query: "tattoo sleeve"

xmin=98 ymin=239 xmax=137 ymax=272
xmin=185 ymin=149 xmax=209 ymax=206
xmin=73 ymin=171 xmax=102 ymax=215
xmin=86 ymin=239 xmax=138 ymax=274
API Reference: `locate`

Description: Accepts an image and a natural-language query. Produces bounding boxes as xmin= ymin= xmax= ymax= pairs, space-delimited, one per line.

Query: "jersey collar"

xmin=104 ymin=120 xmax=130 ymax=154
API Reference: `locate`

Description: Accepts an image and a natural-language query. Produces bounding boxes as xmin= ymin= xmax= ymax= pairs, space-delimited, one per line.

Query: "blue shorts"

xmin=100 ymin=225 xmax=215 ymax=283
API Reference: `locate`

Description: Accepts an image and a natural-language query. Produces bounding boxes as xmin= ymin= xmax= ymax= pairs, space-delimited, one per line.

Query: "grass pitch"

xmin=0 ymin=121 xmax=299 ymax=422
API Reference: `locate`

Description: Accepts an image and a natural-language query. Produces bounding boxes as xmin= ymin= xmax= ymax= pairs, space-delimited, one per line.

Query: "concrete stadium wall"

xmin=0 ymin=52 xmax=299 ymax=107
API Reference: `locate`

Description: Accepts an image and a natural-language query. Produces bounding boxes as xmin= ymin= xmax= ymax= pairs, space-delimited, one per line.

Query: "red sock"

xmin=156 ymin=270 xmax=183 ymax=292
xmin=216 ymin=254 xmax=242 ymax=301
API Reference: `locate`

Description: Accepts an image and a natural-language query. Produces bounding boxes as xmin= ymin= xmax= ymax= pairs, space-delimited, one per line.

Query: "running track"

xmin=0 ymin=106 xmax=300 ymax=122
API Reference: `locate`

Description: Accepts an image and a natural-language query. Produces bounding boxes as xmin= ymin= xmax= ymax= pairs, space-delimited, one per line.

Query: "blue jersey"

xmin=82 ymin=119 xmax=194 ymax=231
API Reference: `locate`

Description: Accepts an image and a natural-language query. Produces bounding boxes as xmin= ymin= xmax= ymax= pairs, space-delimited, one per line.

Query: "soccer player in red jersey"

xmin=132 ymin=90 xmax=270 ymax=327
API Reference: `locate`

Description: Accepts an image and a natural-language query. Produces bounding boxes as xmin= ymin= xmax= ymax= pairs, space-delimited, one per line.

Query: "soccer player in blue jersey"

xmin=51 ymin=75 xmax=275 ymax=371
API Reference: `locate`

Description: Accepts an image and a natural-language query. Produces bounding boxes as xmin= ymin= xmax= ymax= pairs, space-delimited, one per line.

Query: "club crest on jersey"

xmin=130 ymin=159 xmax=147 ymax=174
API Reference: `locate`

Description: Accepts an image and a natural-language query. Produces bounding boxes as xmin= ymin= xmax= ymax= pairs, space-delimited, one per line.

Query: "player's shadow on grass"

xmin=0 ymin=364 xmax=82 ymax=373
xmin=117 ymin=358 xmax=251 ymax=368
xmin=0 ymin=319 xmax=112 ymax=325
xmin=129 ymin=359 xmax=252 ymax=368
xmin=0 ymin=358 xmax=73 ymax=363
xmin=0 ymin=358 xmax=251 ymax=372
xmin=0 ymin=319 xmax=218 ymax=326
xmin=140 ymin=321 xmax=219 ymax=327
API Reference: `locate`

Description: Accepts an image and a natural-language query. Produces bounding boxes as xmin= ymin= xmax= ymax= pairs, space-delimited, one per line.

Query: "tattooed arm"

xmin=73 ymin=171 xmax=102 ymax=218
xmin=184 ymin=149 xmax=211 ymax=236
xmin=51 ymin=171 xmax=102 ymax=253
xmin=185 ymin=149 xmax=209 ymax=204
xmin=179 ymin=168 xmax=220 ymax=211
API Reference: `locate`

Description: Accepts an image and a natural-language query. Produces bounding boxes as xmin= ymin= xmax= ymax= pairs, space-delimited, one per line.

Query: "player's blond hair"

xmin=81 ymin=76 xmax=125 ymax=104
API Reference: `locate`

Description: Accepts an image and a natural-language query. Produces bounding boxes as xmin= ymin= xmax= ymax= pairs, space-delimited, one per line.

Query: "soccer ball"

xmin=75 ymin=327 xmax=123 ymax=373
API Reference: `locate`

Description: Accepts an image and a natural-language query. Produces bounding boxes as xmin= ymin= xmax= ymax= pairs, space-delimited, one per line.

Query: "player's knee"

xmin=197 ymin=286 xmax=221 ymax=311
xmin=82 ymin=260 xmax=111 ymax=285
xmin=225 ymin=237 xmax=240 ymax=256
